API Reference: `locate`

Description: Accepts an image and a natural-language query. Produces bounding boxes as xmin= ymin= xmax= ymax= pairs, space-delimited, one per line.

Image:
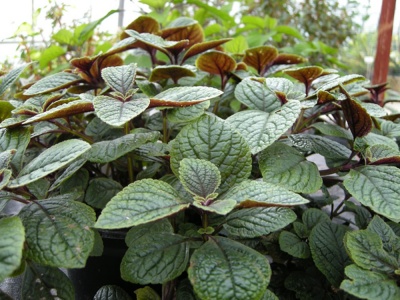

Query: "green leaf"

xmin=18 ymin=199 xmax=96 ymax=268
xmin=367 ymin=215 xmax=400 ymax=255
xmin=93 ymin=96 xmax=150 ymax=127
xmin=167 ymin=101 xmax=210 ymax=123
xmin=0 ymin=63 xmax=32 ymax=97
xmin=39 ymin=45 xmax=66 ymax=69
xmin=135 ymin=286 xmax=160 ymax=300
xmin=224 ymin=207 xmax=296 ymax=238
xmin=340 ymin=264 xmax=400 ymax=300
xmin=84 ymin=178 xmax=123 ymax=209
xmin=309 ymin=221 xmax=350 ymax=287
xmin=343 ymin=166 xmax=400 ymax=222
xmin=95 ymin=179 xmax=190 ymax=229
xmin=93 ymin=285 xmax=132 ymax=300
xmin=49 ymin=157 xmax=87 ymax=192
xmin=78 ymin=10 xmax=119 ymax=44
xmin=8 ymin=139 xmax=91 ymax=188
xmin=52 ymin=28 xmax=74 ymax=45
xmin=170 ymin=114 xmax=252 ymax=193
xmin=101 ymin=63 xmax=137 ymax=96
xmin=344 ymin=230 xmax=399 ymax=272
xmin=0 ymin=127 xmax=30 ymax=172
xmin=23 ymin=72 xmax=83 ymax=96
xmin=259 ymin=142 xmax=322 ymax=193
xmin=317 ymin=74 xmax=365 ymax=92
xmin=365 ymin=144 xmax=400 ymax=164
xmin=121 ymin=232 xmax=189 ymax=284
xmin=0 ymin=169 xmax=12 ymax=190
xmin=22 ymin=264 xmax=75 ymax=300
xmin=311 ymin=122 xmax=353 ymax=140
xmin=279 ymin=231 xmax=310 ymax=258
xmin=188 ymin=236 xmax=271 ymax=300
xmin=125 ymin=219 xmax=173 ymax=247
xmin=0 ymin=216 xmax=25 ymax=282
xmin=192 ymin=199 xmax=236 ymax=215
xmin=0 ymin=101 xmax=15 ymax=122
xmin=149 ymin=86 xmax=223 ymax=107
xmin=226 ymin=101 xmax=301 ymax=154
xmin=261 ymin=289 xmax=279 ymax=300
xmin=302 ymin=208 xmax=330 ymax=231
xmin=179 ymin=158 xmax=221 ymax=198
xmin=149 ymin=65 xmax=196 ymax=83
xmin=234 ymin=77 xmax=281 ymax=112
xmin=0 ymin=149 xmax=15 ymax=169
xmin=87 ymin=131 xmax=159 ymax=163
xmin=355 ymin=132 xmax=399 ymax=152
xmin=221 ymin=180 xmax=309 ymax=207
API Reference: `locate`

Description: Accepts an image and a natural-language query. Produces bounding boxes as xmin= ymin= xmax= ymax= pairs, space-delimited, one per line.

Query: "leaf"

xmin=195 ymin=51 xmax=237 ymax=76
xmin=182 ymin=38 xmax=232 ymax=63
xmin=226 ymin=101 xmax=301 ymax=154
xmin=0 ymin=127 xmax=31 ymax=172
xmin=23 ymin=99 xmax=94 ymax=125
xmin=94 ymin=285 xmax=132 ymax=300
xmin=341 ymin=97 xmax=372 ymax=138
xmin=192 ymin=199 xmax=236 ymax=215
xmin=366 ymin=144 xmax=400 ymax=164
xmin=121 ymin=15 xmax=160 ymax=39
xmin=39 ymin=45 xmax=66 ymax=69
xmin=149 ymin=86 xmax=223 ymax=107
xmin=149 ymin=65 xmax=196 ymax=83
xmin=8 ymin=139 xmax=90 ymax=188
xmin=279 ymin=231 xmax=310 ymax=259
xmin=135 ymin=286 xmax=160 ymax=300
xmin=284 ymin=66 xmax=324 ymax=86
xmin=0 ymin=149 xmax=15 ymax=169
xmin=311 ymin=122 xmax=353 ymax=140
xmin=18 ymin=199 xmax=96 ymax=268
xmin=125 ymin=219 xmax=173 ymax=247
xmin=84 ymin=178 xmax=123 ymax=209
xmin=221 ymin=180 xmax=309 ymax=207
xmin=188 ymin=236 xmax=271 ymax=300
xmin=367 ymin=215 xmax=400 ymax=255
xmin=343 ymin=166 xmax=400 ymax=222
xmin=167 ymin=101 xmax=210 ymax=123
xmin=79 ymin=10 xmax=118 ymax=44
xmin=87 ymin=131 xmax=159 ymax=163
xmin=302 ymin=208 xmax=331 ymax=231
xmin=0 ymin=63 xmax=32 ymax=96
xmin=234 ymin=77 xmax=281 ymax=112
xmin=0 ymin=169 xmax=12 ymax=189
xmin=170 ymin=114 xmax=252 ymax=193
xmin=23 ymin=72 xmax=83 ymax=96
xmin=0 ymin=101 xmax=15 ymax=122
xmin=224 ymin=207 xmax=296 ymax=238
xmin=101 ymin=63 xmax=137 ymax=96
xmin=309 ymin=221 xmax=350 ymax=287
xmin=0 ymin=217 xmax=25 ymax=282
xmin=93 ymin=96 xmax=150 ymax=127
xmin=179 ymin=158 xmax=221 ymax=198
xmin=49 ymin=157 xmax=87 ymax=192
xmin=95 ymin=179 xmax=190 ymax=229
xmin=121 ymin=233 xmax=189 ymax=284
xmin=340 ymin=264 xmax=400 ymax=300
xmin=259 ymin=142 xmax=322 ymax=193
xmin=317 ymin=74 xmax=365 ymax=92
xmin=344 ymin=230 xmax=399 ymax=272
xmin=243 ymin=46 xmax=278 ymax=75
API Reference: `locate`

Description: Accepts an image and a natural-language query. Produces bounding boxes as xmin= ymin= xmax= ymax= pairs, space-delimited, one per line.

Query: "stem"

xmin=52 ymin=121 xmax=93 ymax=144
xmin=201 ymin=212 xmax=209 ymax=242
xmin=293 ymin=108 xmax=306 ymax=133
xmin=124 ymin=122 xmax=135 ymax=183
xmin=162 ymin=110 xmax=168 ymax=144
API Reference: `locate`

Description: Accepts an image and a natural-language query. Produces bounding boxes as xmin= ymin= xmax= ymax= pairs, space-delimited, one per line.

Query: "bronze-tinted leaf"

xmin=317 ymin=90 xmax=338 ymax=104
xmin=284 ymin=66 xmax=324 ymax=85
xmin=243 ymin=46 xmax=278 ymax=75
xmin=45 ymin=97 xmax=81 ymax=111
xmin=181 ymin=38 xmax=232 ymax=64
xmin=196 ymin=51 xmax=237 ymax=77
xmin=341 ymin=97 xmax=372 ymax=138
xmin=235 ymin=62 xmax=248 ymax=71
xmin=274 ymin=53 xmax=307 ymax=66
xmin=120 ymin=16 xmax=160 ymax=40
xmin=149 ymin=65 xmax=196 ymax=83
xmin=161 ymin=18 xmax=204 ymax=48
xmin=42 ymin=94 xmax=64 ymax=111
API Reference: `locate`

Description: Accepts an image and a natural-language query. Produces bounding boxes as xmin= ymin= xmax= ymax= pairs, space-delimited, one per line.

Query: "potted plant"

xmin=1 ymin=14 xmax=400 ymax=300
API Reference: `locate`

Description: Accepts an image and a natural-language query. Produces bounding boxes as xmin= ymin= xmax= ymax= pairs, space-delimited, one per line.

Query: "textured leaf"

xmin=224 ymin=207 xmax=296 ymax=238
xmin=366 ymin=144 xmax=400 ymax=164
xmin=135 ymin=286 xmax=160 ymax=300
xmin=311 ymin=122 xmax=353 ymax=140
xmin=355 ymin=132 xmax=399 ymax=152
xmin=162 ymin=17 xmax=203 ymax=48
xmin=95 ymin=179 xmax=190 ymax=229
xmin=0 ymin=63 xmax=32 ymax=96
xmin=279 ymin=231 xmax=310 ymax=258
xmin=170 ymin=114 xmax=252 ymax=193
xmin=302 ymin=208 xmax=330 ymax=231
xmin=0 ymin=169 xmax=12 ymax=189
xmin=101 ymin=64 xmax=137 ymax=96
xmin=344 ymin=166 xmax=400 ymax=222
xmin=259 ymin=142 xmax=322 ymax=193
xmin=22 ymin=264 xmax=74 ymax=300
xmin=284 ymin=66 xmax=324 ymax=86
xmin=340 ymin=264 xmax=400 ymax=300
xmin=309 ymin=222 xmax=350 ymax=287
xmin=341 ymin=97 xmax=372 ymax=138
xmin=221 ymin=180 xmax=309 ymax=207
xmin=196 ymin=51 xmax=236 ymax=76
xmin=179 ymin=158 xmax=221 ymax=198
xmin=234 ymin=77 xmax=281 ymax=112
xmin=19 ymin=199 xmax=96 ymax=268
xmin=317 ymin=74 xmax=365 ymax=92
xmin=93 ymin=95 xmax=150 ymax=127
xmin=192 ymin=199 xmax=236 ymax=215
xmin=243 ymin=46 xmax=278 ymax=75
xmin=8 ymin=139 xmax=91 ymax=188
xmin=227 ymin=101 xmax=301 ymax=154
xmin=167 ymin=101 xmax=210 ymax=123
xmin=188 ymin=236 xmax=271 ymax=300
xmin=22 ymin=99 xmax=94 ymax=124
xmin=367 ymin=215 xmax=400 ymax=255
xmin=125 ymin=219 xmax=173 ymax=247
xmin=121 ymin=233 xmax=189 ymax=284
xmin=49 ymin=157 xmax=87 ymax=192
xmin=84 ymin=178 xmax=123 ymax=209
xmin=87 ymin=131 xmax=159 ymax=163
xmin=149 ymin=65 xmax=196 ymax=83
xmin=0 ymin=149 xmax=15 ymax=169
xmin=344 ymin=230 xmax=399 ymax=272
xmin=182 ymin=38 xmax=232 ymax=63
xmin=94 ymin=285 xmax=132 ymax=300
xmin=0 ymin=217 xmax=25 ymax=282
xmin=149 ymin=86 xmax=222 ymax=107
xmin=0 ymin=127 xmax=30 ymax=171
xmin=24 ymin=72 xmax=83 ymax=95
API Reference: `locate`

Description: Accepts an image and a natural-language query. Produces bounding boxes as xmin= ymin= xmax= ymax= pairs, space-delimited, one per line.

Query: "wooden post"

xmin=372 ymin=0 xmax=397 ymax=105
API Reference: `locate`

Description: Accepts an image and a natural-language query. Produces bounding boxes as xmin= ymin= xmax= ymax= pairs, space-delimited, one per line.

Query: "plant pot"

xmin=67 ymin=230 xmax=139 ymax=299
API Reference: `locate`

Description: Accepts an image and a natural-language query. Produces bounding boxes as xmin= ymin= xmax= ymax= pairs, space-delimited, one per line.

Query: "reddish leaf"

xmin=341 ymin=97 xmax=372 ymax=138
xmin=196 ymin=51 xmax=237 ymax=77
xmin=284 ymin=66 xmax=324 ymax=86
xmin=120 ymin=16 xmax=160 ymax=40
xmin=149 ymin=66 xmax=196 ymax=83
xmin=181 ymin=38 xmax=232 ymax=64
xmin=243 ymin=46 xmax=278 ymax=75
xmin=162 ymin=23 xmax=204 ymax=48
xmin=273 ymin=53 xmax=307 ymax=66
xmin=317 ymin=90 xmax=338 ymax=104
